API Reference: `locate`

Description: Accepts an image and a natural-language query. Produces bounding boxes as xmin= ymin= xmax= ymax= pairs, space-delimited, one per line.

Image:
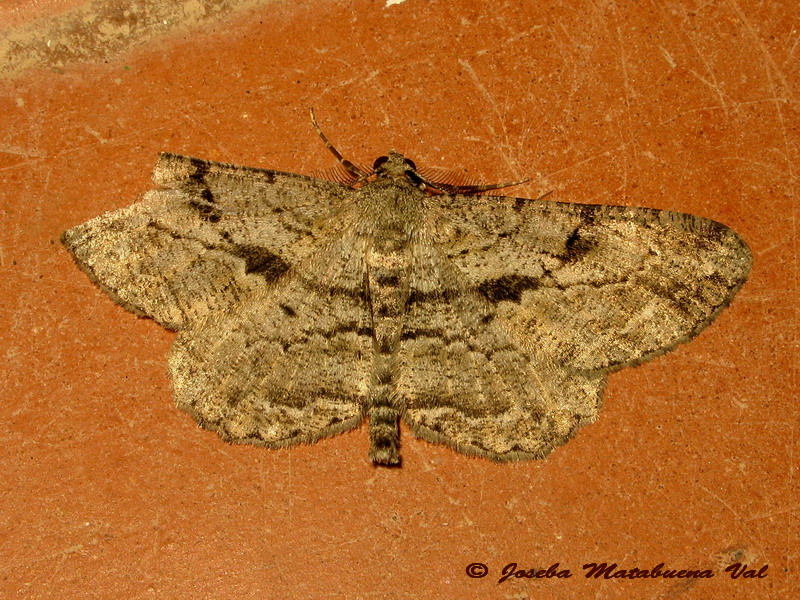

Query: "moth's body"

xmin=62 ymin=134 xmax=752 ymax=466
xmin=356 ymin=164 xmax=427 ymax=463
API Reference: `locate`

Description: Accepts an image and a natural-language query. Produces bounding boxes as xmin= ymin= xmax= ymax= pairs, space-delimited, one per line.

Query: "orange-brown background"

xmin=1 ymin=1 xmax=795 ymax=598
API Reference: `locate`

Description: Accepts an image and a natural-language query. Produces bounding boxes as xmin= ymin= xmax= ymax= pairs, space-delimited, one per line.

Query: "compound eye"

xmin=405 ymin=169 xmax=423 ymax=186
xmin=405 ymin=158 xmax=417 ymax=171
xmin=373 ymin=156 xmax=389 ymax=170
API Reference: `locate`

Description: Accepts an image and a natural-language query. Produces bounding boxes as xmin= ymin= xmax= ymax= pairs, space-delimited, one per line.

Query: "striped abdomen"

xmin=366 ymin=236 xmax=410 ymax=465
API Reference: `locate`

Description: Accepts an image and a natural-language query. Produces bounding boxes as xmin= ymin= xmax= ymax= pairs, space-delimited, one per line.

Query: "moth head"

xmin=371 ymin=150 xmax=532 ymax=196
xmin=372 ymin=151 xmax=423 ymax=186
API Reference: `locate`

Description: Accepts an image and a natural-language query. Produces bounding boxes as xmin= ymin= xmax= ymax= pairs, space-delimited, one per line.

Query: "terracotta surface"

xmin=1 ymin=1 xmax=795 ymax=598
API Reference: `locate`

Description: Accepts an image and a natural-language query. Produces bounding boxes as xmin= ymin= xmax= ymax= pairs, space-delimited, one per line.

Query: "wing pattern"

xmin=63 ymin=151 xmax=752 ymax=463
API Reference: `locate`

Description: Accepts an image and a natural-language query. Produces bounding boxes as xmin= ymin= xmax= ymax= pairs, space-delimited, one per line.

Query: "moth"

xmin=63 ymin=112 xmax=752 ymax=465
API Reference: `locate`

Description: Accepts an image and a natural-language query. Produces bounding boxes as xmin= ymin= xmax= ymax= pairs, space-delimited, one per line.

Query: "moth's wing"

xmin=169 ymin=236 xmax=372 ymax=447
xmin=62 ymin=153 xmax=352 ymax=330
xmin=398 ymin=246 xmax=606 ymax=460
xmin=435 ymin=195 xmax=752 ymax=371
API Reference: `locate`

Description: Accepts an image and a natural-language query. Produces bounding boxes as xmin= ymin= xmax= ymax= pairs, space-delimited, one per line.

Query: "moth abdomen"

xmin=368 ymin=361 xmax=401 ymax=466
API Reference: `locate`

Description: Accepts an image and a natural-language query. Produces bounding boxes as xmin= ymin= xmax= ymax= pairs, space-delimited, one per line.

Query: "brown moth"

xmin=62 ymin=112 xmax=752 ymax=465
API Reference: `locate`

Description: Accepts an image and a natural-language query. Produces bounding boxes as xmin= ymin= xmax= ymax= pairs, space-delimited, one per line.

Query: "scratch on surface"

xmin=682 ymin=29 xmax=731 ymax=120
xmin=546 ymin=141 xmax=630 ymax=179
xmin=0 ymin=121 xmax=177 ymax=174
xmin=695 ymin=483 xmax=759 ymax=543
xmin=612 ymin=23 xmax=641 ymax=191
xmin=727 ymin=0 xmax=796 ymax=179
xmin=181 ymin=111 xmax=233 ymax=158
xmin=654 ymin=101 xmax=768 ymax=129
xmin=0 ymin=143 xmax=45 ymax=158
xmin=660 ymin=46 xmax=677 ymax=68
xmin=151 ymin=513 xmax=161 ymax=561
xmin=320 ymin=68 xmax=381 ymax=97
xmin=286 ymin=451 xmax=294 ymax=527
xmin=685 ymin=68 xmax=730 ymax=119
xmin=56 ymin=544 xmax=85 ymax=559
xmin=788 ymin=421 xmax=795 ymax=590
xmin=615 ymin=25 xmax=634 ymax=125
xmin=84 ymin=126 xmax=108 ymax=144
xmin=457 ymin=58 xmax=523 ymax=180
xmin=458 ymin=59 xmax=502 ymax=131
xmin=787 ymin=27 xmax=800 ymax=65
xmin=502 ymin=24 xmax=545 ymax=47
xmin=718 ymin=155 xmax=790 ymax=177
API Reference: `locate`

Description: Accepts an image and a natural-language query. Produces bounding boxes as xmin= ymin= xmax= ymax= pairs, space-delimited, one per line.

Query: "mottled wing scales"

xmin=62 ymin=198 xmax=263 ymax=329
xmin=438 ymin=197 xmax=752 ymax=372
xmin=398 ymin=246 xmax=605 ymax=460
xmin=63 ymin=148 xmax=752 ymax=464
xmin=62 ymin=153 xmax=351 ymax=330
xmin=169 ymin=237 xmax=372 ymax=446
xmin=63 ymin=153 xmax=371 ymax=448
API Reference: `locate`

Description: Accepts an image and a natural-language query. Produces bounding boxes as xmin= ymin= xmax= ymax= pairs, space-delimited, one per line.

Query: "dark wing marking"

xmin=435 ymin=195 xmax=752 ymax=372
xmin=398 ymin=244 xmax=605 ymax=460
xmin=62 ymin=153 xmax=354 ymax=329
xmin=169 ymin=235 xmax=372 ymax=446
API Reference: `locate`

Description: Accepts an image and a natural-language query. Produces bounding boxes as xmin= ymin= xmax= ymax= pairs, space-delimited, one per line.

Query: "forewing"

xmin=62 ymin=153 xmax=352 ymax=330
xmin=399 ymin=245 xmax=605 ymax=460
xmin=169 ymin=236 xmax=372 ymax=447
xmin=435 ymin=195 xmax=752 ymax=372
